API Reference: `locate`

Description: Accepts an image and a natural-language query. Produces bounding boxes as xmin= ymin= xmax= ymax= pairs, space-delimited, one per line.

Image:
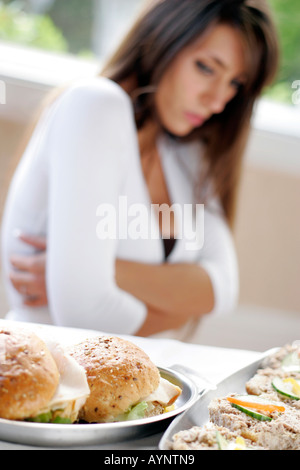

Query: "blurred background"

xmin=0 ymin=0 xmax=299 ymax=351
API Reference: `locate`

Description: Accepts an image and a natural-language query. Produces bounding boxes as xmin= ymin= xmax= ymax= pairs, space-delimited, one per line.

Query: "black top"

xmin=163 ymin=237 xmax=176 ymax=260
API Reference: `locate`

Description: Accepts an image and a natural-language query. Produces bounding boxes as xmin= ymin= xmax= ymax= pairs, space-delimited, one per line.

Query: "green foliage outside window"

xmin=0 ymin=1 xmax=68 ymax=52
xmin=267 ymin=0 xmax=300 ymax=103
xmin=0 ymin=0 xmax=299 ymax=104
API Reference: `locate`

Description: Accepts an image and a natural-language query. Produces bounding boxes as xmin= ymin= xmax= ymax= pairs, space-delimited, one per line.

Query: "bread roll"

xmin=0 ymin=327 xmax=60 ymax=420
xmin=68 ymin=335 xmax=161 ymax=422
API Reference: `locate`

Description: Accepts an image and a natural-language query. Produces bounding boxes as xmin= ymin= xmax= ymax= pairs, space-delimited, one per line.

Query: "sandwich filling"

xmin=26 ymin=339 xmax=90 ymax=423
xmin=114 ymin=377 xmax=182 ymax=422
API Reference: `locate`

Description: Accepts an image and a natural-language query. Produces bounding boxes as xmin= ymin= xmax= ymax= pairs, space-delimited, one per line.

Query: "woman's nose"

xmin=201 ymin=85 xmax=231 ymax=115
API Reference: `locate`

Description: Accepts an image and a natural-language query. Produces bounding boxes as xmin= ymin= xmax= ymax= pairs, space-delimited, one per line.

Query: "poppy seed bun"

xmin=0 ymin=327 xmax=60 ymax=421
xmin=68 ymin=335 xmax=161 ymax=423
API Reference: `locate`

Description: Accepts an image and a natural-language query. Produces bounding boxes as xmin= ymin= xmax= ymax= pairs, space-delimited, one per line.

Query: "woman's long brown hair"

xmin=11 ymin=0 xmax=279 ymax=229
xmin=101 ymin=0 xmax=279 ymax=228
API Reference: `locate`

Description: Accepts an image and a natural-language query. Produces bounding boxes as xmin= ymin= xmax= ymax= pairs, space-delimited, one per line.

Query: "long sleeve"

xmin=2 ymin=78 xmax=148 ymax=334
xmin=197 ymin=205 xmax=239 ymax=317
xmin=46 ymin=79 xmax=148 ymax=333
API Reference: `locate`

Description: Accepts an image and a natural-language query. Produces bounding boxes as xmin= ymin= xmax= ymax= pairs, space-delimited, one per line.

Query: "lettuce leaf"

xmin=26 ymin=411 xmax=52 ymax=423
xmin=124 ymin=401 xmax=148 ymax=421
xmin=25 ymin=411 xmax=71 ymax=424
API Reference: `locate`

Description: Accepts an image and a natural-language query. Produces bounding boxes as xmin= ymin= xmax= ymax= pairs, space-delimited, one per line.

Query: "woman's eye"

xmin=195 ymin=61 xmax=214 ymax=75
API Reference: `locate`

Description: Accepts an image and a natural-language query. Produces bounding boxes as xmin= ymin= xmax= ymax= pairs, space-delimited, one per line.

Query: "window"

xmin=0 ymin=0 xmax=299 ymax=106
xmin=0 ymin=0 xmax=143 ymax=59
xmin=267 ymin=0 xmax=300 ymax=105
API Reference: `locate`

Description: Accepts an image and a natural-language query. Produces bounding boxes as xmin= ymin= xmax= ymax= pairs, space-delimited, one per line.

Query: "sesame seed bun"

xmin=68 ymin=335 xmax=161 ymax=423
xmin=0 ymin=327 xmax=60 ymax=421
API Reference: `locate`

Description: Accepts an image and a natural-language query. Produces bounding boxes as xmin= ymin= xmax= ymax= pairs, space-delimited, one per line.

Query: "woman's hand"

xmin=9 ymin=234 xmax=48 ymax=307
xmin=115 ymin=259 xmax=214 ymax=336
xmin=136 ymin=305 xmax=189 ymax=337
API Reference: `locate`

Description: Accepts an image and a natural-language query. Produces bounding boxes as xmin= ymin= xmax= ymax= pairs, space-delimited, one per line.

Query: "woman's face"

xmin=155 ymin=23 xmax=248 ymax=137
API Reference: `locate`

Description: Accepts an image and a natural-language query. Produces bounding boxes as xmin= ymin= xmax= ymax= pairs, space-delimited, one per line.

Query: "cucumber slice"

xmin=231 ymin=403 xmax=273 ymax=422
xmin=281 ymin=351 xmax=300 ymax=372
xmin=272 ymin=377 xmax=300 ymax=400
xmin=230 ymin=395 xmax=281 ymax=406
xmin=215 ymin=431 xmax=229 ymax=450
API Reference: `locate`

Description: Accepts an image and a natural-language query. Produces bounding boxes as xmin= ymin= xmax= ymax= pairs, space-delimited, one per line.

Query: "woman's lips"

xmin=184 ymin=112 xmax=206 ymax=127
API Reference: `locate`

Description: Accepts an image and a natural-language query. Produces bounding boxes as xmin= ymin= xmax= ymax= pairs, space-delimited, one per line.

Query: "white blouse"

xmin=1 ymin=77 xmax=239 ymax=340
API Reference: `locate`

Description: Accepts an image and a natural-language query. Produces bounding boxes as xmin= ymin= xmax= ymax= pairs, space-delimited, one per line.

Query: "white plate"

xmin=159 ymin=349 xmax=278 ymax=450
xmin=0 ymin=366 xmax=202 ymax=448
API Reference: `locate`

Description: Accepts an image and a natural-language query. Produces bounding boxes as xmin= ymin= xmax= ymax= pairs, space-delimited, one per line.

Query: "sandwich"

xmin=68 ymin=335 xmax=182 ymax=423
xmin=261 ymin=343 xmax=300 ymax=372
xmin=208 ymin=393 xmax=300 ymax=450
xmin=170 ymin=424 xmax=265 ymax=450
xmin=0 ymin=327 xmax=90 ymax=423
xmin=168 ymin=342 xmax=300 ymax=451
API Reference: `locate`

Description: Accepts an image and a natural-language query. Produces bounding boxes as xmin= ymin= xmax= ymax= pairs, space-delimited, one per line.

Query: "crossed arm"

xmin=115 ymin=259 xmax=214 ymax=336
xmin=9 ymin=234 xmax=214 ymax=337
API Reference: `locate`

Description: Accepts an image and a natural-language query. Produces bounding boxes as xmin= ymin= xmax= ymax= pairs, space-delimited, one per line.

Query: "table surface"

xmin=0 ymin=319 xmax=262 ymax=450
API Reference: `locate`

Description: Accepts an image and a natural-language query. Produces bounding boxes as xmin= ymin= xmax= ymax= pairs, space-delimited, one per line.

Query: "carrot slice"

xmin=227 ymin=396 xmax=285 ymax=413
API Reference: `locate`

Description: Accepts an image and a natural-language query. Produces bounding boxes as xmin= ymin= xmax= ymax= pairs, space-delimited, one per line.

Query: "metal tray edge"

xmin=159 ymin=347 xmax=279 ymax=450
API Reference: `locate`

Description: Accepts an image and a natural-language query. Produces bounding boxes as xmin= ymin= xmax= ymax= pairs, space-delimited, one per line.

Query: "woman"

xmin=1 ymin=0 xmax=279 ymax=340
